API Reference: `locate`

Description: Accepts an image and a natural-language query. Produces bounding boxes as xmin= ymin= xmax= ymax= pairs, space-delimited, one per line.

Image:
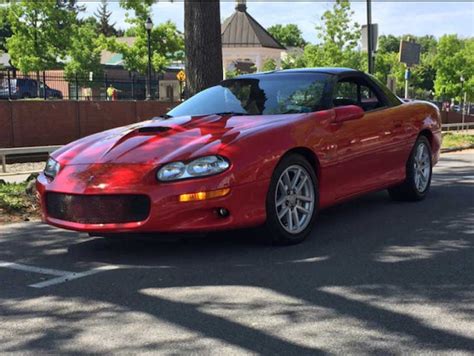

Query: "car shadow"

xmin=1 ymin=172 xmax=473 ymax=353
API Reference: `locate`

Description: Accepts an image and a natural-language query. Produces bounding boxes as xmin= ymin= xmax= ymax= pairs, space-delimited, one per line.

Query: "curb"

xmin=441 ymin=145 xmax=474 ymax=154
xmin=0 ymin=170 xmax=41 ymax=178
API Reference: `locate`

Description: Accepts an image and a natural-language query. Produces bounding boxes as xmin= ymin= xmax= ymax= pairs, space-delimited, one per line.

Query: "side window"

xmin=333 ymin=77 xmax=385 ymax=112
xmin=334 ymin=81 xmax=358 ymax=107
xmin=360 ymin=84 xmax=382 ymax=111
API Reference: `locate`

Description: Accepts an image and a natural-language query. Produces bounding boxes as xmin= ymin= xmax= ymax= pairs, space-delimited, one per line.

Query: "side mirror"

xmin=334 ymin=105 xmax=365 ymax=123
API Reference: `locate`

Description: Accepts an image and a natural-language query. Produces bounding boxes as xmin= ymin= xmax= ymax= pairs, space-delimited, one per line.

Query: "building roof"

xmin=221 ymin=2 xmax=286 ymax=50
xmin=100 ymin=37 xmax=136 ymax=66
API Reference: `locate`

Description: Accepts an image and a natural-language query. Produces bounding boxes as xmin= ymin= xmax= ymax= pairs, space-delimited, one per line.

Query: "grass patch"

xmin=0 ymin=179 xmax=39 ymax=223
xmin=442 ymin=133 xmax=474 ymax=149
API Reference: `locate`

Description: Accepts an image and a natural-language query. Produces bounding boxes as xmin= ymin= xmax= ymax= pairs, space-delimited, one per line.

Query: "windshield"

xmin=168 ymin=73 xmax=330 ymax=117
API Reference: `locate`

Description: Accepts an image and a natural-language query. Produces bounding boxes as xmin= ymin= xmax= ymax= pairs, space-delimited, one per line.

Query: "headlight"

xmin=157 ymin=155 xmax=230 ymax=182
xmin=44 ymin=157 xmax=61 ymax=179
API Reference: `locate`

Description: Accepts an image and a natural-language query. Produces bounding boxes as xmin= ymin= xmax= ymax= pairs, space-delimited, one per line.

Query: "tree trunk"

xmin=184 ymin=0 xmax=223 ymax=98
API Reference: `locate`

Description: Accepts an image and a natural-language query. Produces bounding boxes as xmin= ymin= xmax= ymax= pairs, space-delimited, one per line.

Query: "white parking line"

xmin=30 ymin=265 xmax=120 ymax=288
xmin=0 ymin=260 xmax=119 ymax=289
xmin=0 ymin=261 xmax=70 ymax=277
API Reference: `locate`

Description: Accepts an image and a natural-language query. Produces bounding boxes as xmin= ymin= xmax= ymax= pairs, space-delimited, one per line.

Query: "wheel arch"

xmin=418 ymin=129 xmax=434 ymax=150
xmin=280 ymin=147 xmax=321 ymax=181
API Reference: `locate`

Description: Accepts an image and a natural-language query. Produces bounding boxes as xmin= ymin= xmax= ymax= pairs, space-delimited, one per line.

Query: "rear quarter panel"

xmin=395 ymin=101 xmax=442 ymax=165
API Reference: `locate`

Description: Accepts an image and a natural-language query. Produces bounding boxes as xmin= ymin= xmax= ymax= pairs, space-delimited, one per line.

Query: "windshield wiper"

xmin=281 ymin=109 xmax=305 ymax=114
xmin=209 ymin=112 xmax=247 ymax=116
xmin=155 ymin=114 xmax=173 ymax=119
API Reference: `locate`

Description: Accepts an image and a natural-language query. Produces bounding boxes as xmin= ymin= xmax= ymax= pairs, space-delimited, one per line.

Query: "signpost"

xmin=399 ymin=39 xmax=421 ymax=99
xmin=176 ymin=70 xmax=186 ymax=101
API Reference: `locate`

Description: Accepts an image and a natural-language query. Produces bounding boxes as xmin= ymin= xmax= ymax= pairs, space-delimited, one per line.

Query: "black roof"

xmin=221 ymin=3 xmax=286 ymax=50
xmin=276 ymin=67 xmax=361 ymax=75
xmin=237 ymin=67 xmax=363 ymax=78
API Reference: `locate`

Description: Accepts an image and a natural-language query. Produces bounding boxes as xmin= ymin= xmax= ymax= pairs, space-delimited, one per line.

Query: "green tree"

xmin=0 ymin=6 xmax=12 ymax=53
xmin=119 ymin=0 xmax=155 ymax=21
xmin=104 ymin=20 xmax=183 ymax=74
xmin=56 ymin=0 xmax=86 ymax=16
xmin=434 ymin=35 xmax=473 ymax=101
xmin=375 ymin=34 xmax=438 ymax=97
xmin=64 ymin=22 xmax=103 ymax=87
xmin=374 ymin=51 xmax=404 ymax=95
xmin=225 ymin=69 xmax=242 ymax=79
xmin=415 ymin=35 xmax=437 ymax=55
xmin=378 ymin=34 xmax=400 ymax=53
xmin=267 ymin=24 xmax=306 ymax=48
xmin=94 ymin=0 xmax=118 ymax=36
xmin=7 ymin=0 xmax=75 ymax=92
xmin=262 ymin=58 xmax=277 ymax=71
xmin=461 ymin=39 xmax=474 ymax=101
xmin=302 ymin=0 xmax=363 ymax=70
xmin=120 ymin=0 xmax=223 ymax=97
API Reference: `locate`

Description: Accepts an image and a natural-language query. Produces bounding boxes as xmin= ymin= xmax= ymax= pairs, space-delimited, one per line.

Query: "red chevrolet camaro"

xmin=37 ymin=68 xmax=441 ymax=244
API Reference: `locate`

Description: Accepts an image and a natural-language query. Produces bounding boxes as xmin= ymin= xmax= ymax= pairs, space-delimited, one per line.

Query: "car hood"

xmin=52 ymin=113 xmax=299 ymax=165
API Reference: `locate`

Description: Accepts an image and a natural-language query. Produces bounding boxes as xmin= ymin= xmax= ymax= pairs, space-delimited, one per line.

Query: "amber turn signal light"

xmin=179 ymin=188 xmax=231 ymax=202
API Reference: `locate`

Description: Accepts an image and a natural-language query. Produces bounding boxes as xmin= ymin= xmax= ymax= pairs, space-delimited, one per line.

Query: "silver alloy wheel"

xmin=275 ymin=165 xmax=315 ymax=234
xmin=414 ymin=142 xmax=430 ymax=193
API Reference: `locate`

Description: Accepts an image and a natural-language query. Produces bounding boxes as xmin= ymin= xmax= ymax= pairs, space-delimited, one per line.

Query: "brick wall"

xmin=0 ymin=100 xmax=177 ymax=148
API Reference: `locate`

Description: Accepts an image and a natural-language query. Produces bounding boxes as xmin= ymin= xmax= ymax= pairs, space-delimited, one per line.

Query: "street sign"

xmin=361 ymin=24 xmax=378 ymax=52
xmin=176 ymin=70 xmax=186 ymax=82
xmin=399 ymin=40 xmax=421 ymax=66
xmin=404 ymin=68 xmax=411 ymax=80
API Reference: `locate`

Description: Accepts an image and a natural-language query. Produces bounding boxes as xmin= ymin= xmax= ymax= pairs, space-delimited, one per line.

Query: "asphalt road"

xmin=1 ymin=151 xmax=473 ymax=355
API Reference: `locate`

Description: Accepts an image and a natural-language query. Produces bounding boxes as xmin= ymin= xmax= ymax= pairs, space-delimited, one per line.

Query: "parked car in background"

xmin=0 ymin=78 xmax=63 ymax=99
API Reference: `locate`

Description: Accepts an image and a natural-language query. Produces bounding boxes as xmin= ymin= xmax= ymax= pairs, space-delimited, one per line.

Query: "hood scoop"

xmin=138 ymin=126 xmax=172 ymax=134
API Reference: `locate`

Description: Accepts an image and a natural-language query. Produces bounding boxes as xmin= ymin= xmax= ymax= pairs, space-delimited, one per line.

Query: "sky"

xmin=79 ymin=1 xmax=474 ymax=42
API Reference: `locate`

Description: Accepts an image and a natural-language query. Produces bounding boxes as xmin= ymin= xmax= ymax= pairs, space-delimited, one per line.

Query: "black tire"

xmin=388 ymin=135 xmax=432 ymax=201
xmin=265 ymin=154 xmax=318 ymax=245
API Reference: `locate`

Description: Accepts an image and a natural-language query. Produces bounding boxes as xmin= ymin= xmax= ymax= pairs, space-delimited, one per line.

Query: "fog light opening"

xmin=217 ymin=208 xmax=230 ymax=218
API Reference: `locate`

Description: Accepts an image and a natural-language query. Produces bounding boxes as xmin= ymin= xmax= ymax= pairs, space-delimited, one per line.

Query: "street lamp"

xmin=145 ymin=17 xmax=153 ymax=100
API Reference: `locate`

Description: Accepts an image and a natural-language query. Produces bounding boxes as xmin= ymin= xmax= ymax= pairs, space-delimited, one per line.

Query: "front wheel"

xmin=388 ymin=135 xmax=432 ymax=201
xmin=265 ymin=154 xmax=318 ymax=245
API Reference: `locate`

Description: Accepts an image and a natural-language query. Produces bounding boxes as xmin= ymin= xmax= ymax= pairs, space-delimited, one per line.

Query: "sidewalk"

xmin=0 ymin=173 xmax=34 ymax=184
xmin=0 ymin=162 xmax=44 ymax=184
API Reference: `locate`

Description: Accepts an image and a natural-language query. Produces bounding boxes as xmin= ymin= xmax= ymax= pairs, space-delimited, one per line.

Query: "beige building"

xmin=222 ymin=1 xmax=287 ymax=76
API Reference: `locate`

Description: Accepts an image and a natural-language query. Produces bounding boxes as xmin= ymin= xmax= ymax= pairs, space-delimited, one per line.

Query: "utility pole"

xmin=366 ymin=0 xmax=373 ymax=74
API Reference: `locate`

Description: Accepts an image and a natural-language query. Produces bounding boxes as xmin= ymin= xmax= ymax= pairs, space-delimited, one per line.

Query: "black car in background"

xmin=0 ymin=78 xmax=63 ymax=99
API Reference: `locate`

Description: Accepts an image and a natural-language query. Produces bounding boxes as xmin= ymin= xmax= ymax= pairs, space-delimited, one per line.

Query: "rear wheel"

xmin=388 ymin=135 xmax=432 ymax=201
xmin=265 ymin=154 xmax=318 ymax=245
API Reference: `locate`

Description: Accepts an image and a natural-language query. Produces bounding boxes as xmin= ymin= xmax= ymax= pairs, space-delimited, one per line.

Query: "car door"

xmin=330 ymin=74 xmax=400 ymax=200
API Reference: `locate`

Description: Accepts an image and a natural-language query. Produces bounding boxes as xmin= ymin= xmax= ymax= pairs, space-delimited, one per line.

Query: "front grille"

xmin=46 ymin=193 xmax=150 ymax=224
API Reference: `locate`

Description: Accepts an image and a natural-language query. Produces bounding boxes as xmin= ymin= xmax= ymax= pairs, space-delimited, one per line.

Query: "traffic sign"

xmin=176 ymin=70 xmax=186 ymax=82
xmin=361 ymin=24 xmax=379 ymax=52
xmin=399 ymin=40 xmax=421 ymax=66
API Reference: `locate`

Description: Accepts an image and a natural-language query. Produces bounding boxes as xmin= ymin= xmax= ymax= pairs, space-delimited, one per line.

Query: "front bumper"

xmin=36 ymin=164 xmax=269 ymax=233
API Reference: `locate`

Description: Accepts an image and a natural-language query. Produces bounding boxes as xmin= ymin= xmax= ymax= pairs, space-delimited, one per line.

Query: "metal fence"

xmin=0 ymin=69 xmax=161 ymax=101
